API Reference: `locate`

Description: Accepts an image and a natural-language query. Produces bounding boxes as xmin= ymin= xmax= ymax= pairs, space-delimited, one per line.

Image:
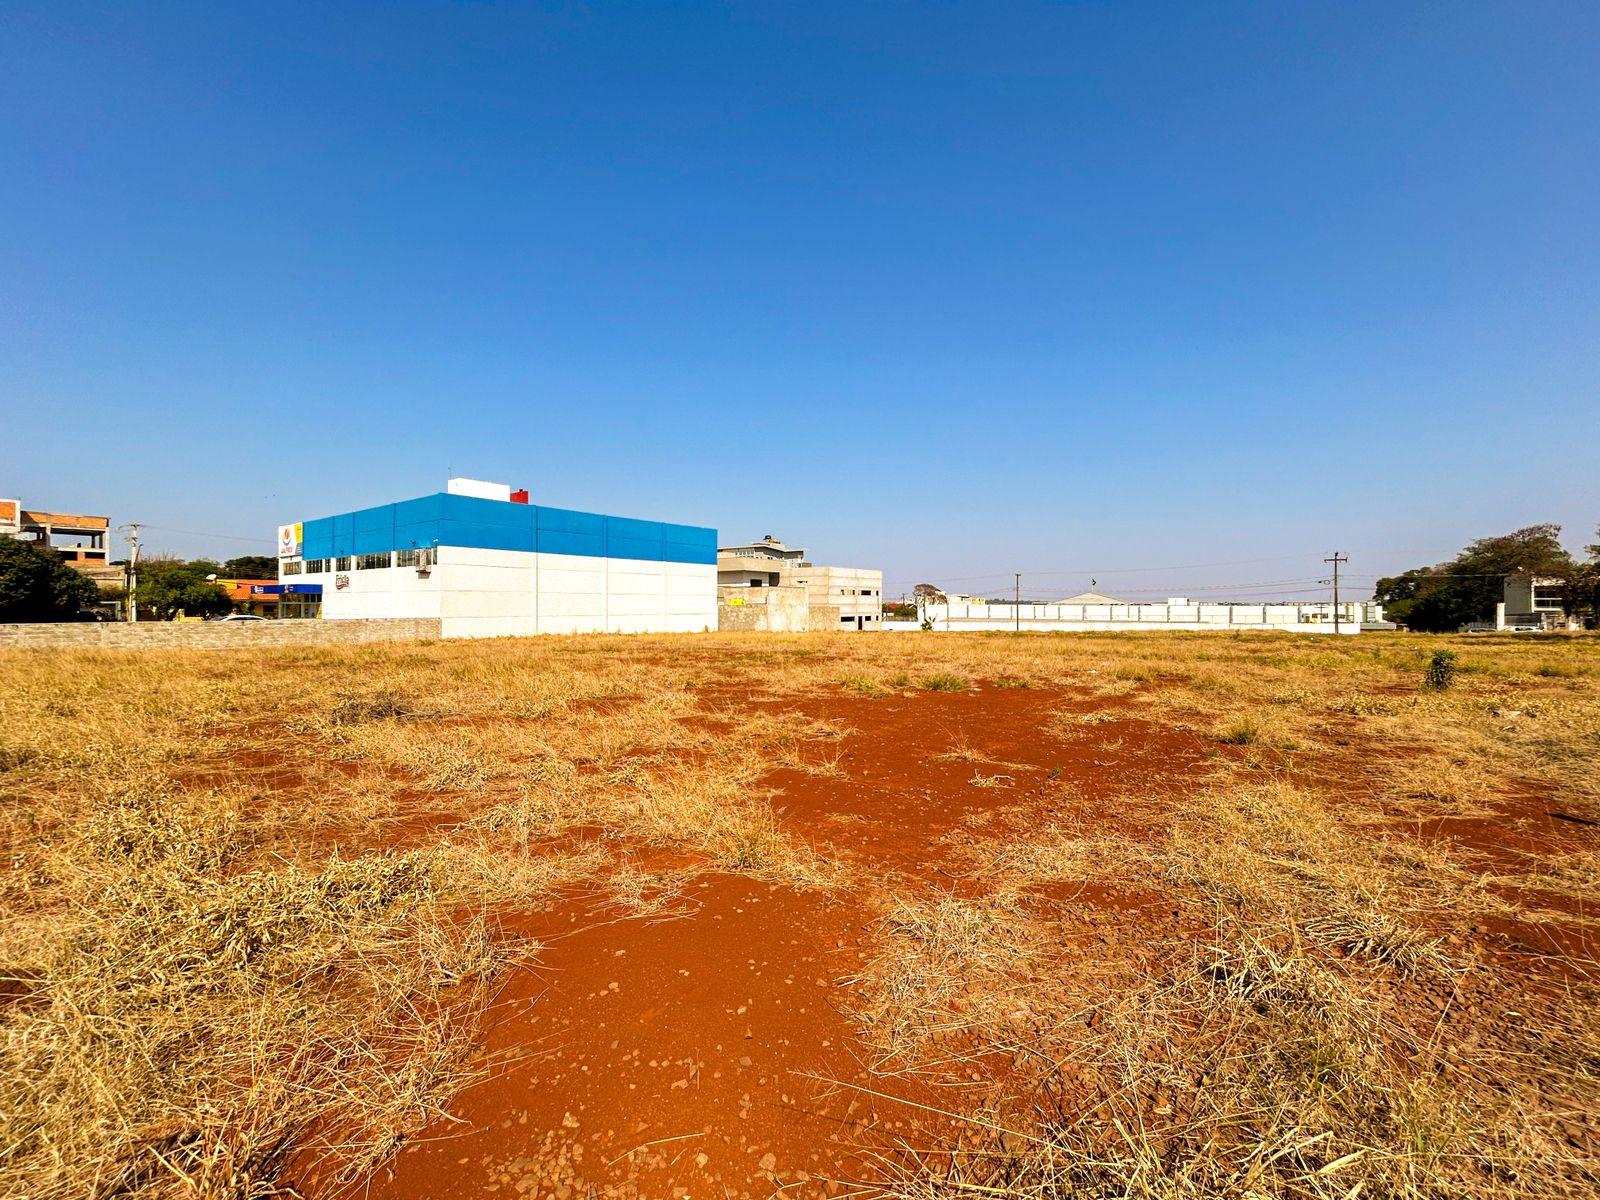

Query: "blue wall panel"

xmin=293 ymin=494 xmax=713 ymax=565
xmin=301 ymin=516 xmax=335 ymax=560
xmin=393 ymin=522 xmax=439 ymax=550
xmin=662 ymin=522 xmax=718 ymax=564
xmin=330 ymin=512 xmax=355 ymax=556
xmin=439 ymin=520 xmax=532 ymax=553
xmin=443 ymin=494 xmax=535 ymax=529
xmin=351 ymin=505 xmax=395 ymax=555
xmin=537 ymin=529 xmax=605 ymax=558
xmin=606 ymin=516 xmax=664 ymax=563
xmin=537 ymin=506 xmax=606 ymax=535
xmin=536 ymin=506 xmax=605 ymax=557
xmin=393 ymin=495 xmax=445 ymax=526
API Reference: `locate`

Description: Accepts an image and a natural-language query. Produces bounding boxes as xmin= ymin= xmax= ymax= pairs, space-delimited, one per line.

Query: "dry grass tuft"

xmin=1 ymin=783 xmax=511 ymax=1200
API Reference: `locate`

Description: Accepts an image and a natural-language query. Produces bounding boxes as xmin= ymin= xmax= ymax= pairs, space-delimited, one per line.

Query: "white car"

xmin=212 ymin=613 xmax=269 ymax=622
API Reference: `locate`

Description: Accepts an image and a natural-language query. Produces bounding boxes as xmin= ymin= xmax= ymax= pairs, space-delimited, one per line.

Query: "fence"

xmin=911 ymin=601 xmax=1365 ymax=635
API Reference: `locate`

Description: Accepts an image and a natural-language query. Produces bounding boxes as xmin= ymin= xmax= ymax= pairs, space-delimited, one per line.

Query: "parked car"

xmin=211 ymin=613 xmax=268 ymax=622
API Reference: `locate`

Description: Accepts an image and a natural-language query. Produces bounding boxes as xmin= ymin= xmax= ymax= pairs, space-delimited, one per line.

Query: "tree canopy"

xmin=221 ymin=555 xmax=277 ymax=579
xmin=1374 ymin=524 xmax=1584 ymax=632
xmin=0 ymin=539 xmax=103 ymax=622
xmin=131 ymin=557 xmax=232 ymax=621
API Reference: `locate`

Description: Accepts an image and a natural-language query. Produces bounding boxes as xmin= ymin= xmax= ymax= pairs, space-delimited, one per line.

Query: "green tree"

xmin=132 ymin=557 xmax=231 ymax=620
xmin=222 ymin=555 xmax=277 ymax=579
xmin=0 ymin=538 xmax=102 ymax=622
xmin=1375 ymin=524 xmax=1578 ymax=632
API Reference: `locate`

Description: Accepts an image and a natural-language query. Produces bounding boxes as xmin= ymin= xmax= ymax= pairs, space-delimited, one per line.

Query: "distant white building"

xmin=1493 ymin=574 xmax=1581 ymax=632
xmin=1054 ymin=590 xmax=1129 ymax=605
xmin=276 ymin=478 xmax=717 ymax=638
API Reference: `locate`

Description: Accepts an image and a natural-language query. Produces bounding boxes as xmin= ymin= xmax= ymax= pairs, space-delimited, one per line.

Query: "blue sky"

xmin=3 ymin=2 xmax=1596 ymax=601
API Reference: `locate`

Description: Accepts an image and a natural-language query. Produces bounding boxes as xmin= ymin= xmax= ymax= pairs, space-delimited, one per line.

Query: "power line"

xmin=135 ymin=523 xmax=275 ymax=546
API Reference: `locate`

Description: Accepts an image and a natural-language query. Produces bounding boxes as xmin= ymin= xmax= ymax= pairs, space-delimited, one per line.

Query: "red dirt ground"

xmin=330 ymin=685 xmax=1216 ymax=1199
xmin=316 ymin=680 xmax=1596 ymax=1199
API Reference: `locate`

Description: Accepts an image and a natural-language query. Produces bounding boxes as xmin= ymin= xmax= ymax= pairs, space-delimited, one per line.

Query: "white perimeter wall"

xmin=299 ymin=548 xmax=716 ymax=638
xmin=911 ymin=601 xmax=1364 ymax=635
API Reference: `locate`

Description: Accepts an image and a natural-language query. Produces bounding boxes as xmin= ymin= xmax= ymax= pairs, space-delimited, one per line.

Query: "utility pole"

xmin=1324 ymin=551 xmax=1348 ymax=635
xmin=120 ymin=524 xmax=142 ymax=622
xmin=1014 ymin=572 xmax=1021 ymax=633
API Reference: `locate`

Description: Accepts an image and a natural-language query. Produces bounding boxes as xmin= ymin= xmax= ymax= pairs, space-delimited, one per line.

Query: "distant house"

xmin=1053 ymin=590 xmax=1129 ymax=605
xmin=1497 ymin=574 xmax=1581 ymax=631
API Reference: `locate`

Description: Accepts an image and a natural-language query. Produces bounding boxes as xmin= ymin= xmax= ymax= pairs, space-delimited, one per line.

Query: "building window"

xmin=356 ymin=552 xmax=392 ymax=570
xmin=396 ymin=549 xmax=422 ymax=567
xmin=281 ymin=559 xmax=302 ymax=576
xmin=303 ymin=558 xmax=331 ymax=574
xmin=335 ymin=556 xmax=352 ymax=571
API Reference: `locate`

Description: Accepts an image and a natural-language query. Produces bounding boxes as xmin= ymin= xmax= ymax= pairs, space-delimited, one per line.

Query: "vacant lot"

xmin=3 ymin=631 xmax=1598 ymax=1199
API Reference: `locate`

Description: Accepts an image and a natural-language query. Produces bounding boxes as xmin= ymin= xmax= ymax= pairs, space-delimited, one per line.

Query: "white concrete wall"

xmin=914 ymin=600 xmax=1365 ymax=635
xmin=293 ymin=549 xmax=715 ymax=638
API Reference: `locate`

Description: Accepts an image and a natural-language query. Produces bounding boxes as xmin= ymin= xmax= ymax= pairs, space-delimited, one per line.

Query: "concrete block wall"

xmin=717 ymin=584 xmax=809 ymax=632
xmin=808 ymin=604 xmax=847 ymax=631
xmin=0 ymin=618 xmax=442 ymax=651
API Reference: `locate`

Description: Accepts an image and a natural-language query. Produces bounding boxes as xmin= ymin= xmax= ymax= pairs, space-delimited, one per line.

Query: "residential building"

xmin=1494 ymin=574 xmax=1582 ymax=632
xmin=0 ymin=497 xmax=120 ymax=587
xmin=716 ymin=535 xmax=884 ymax=630
xmin=276 ymin=478 xmax=717 ymax=638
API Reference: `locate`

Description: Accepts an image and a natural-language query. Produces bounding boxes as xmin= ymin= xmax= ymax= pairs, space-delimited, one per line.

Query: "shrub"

xmin=1217 ymin=718 xmax=1261 ymax=746
xmin=921 ymin=672 xmax=969 ymax=693
xmin=1423 ymin=650 xmax=1458 ymax=691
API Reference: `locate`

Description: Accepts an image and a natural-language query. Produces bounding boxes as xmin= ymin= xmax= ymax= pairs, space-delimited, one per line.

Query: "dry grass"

xmin=0 ymin=638 xmax=845 ymax=1197
xmin=2 ymin=630 xmax=1598 ymax=1198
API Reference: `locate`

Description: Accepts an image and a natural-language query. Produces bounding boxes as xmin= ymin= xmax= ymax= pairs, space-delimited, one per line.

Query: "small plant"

xmin=921 ymin=672 xmax=969 ymax=693
xmin=1533 ymin=662 xmax=1580 ymax=678
xmin=329 ymin=690 xmax=415 ymax=725
xmin=1423 ymin=650 xmax=1458 ymax=691
xmin=841 ymin=674 xmax=887 ymax=696
xmin=889 ymin=672 xmax=913 ymax=688
xmin=992 ymin=675 xmax=1031 ymax=690
xmin=1218 ymin=717 xmax=1261 ymax=745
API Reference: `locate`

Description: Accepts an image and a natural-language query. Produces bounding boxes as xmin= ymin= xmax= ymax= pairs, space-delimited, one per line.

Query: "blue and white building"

xmin=276 ymin=478 xmax=718 ymax=638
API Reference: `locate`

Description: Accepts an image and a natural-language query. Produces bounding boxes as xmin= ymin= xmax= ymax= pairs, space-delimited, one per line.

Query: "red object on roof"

xmin=510 ymin=489 xmax=529 ymax=504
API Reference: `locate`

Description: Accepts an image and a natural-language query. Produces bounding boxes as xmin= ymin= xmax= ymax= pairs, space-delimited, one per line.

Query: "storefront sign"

xmin=277 ymin=522 xmax=302 ymax=558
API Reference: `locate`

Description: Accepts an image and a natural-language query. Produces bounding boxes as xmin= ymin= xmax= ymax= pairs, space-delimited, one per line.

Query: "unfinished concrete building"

xmin=0 ymin=498 xmax=120 ymax=588
xmin=716 ymin=535 xmax=883 ymax=631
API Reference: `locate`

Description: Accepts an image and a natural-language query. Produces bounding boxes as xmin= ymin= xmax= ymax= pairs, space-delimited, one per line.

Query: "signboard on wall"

xmin=277 ymin=523 xmax=302 ymax=558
